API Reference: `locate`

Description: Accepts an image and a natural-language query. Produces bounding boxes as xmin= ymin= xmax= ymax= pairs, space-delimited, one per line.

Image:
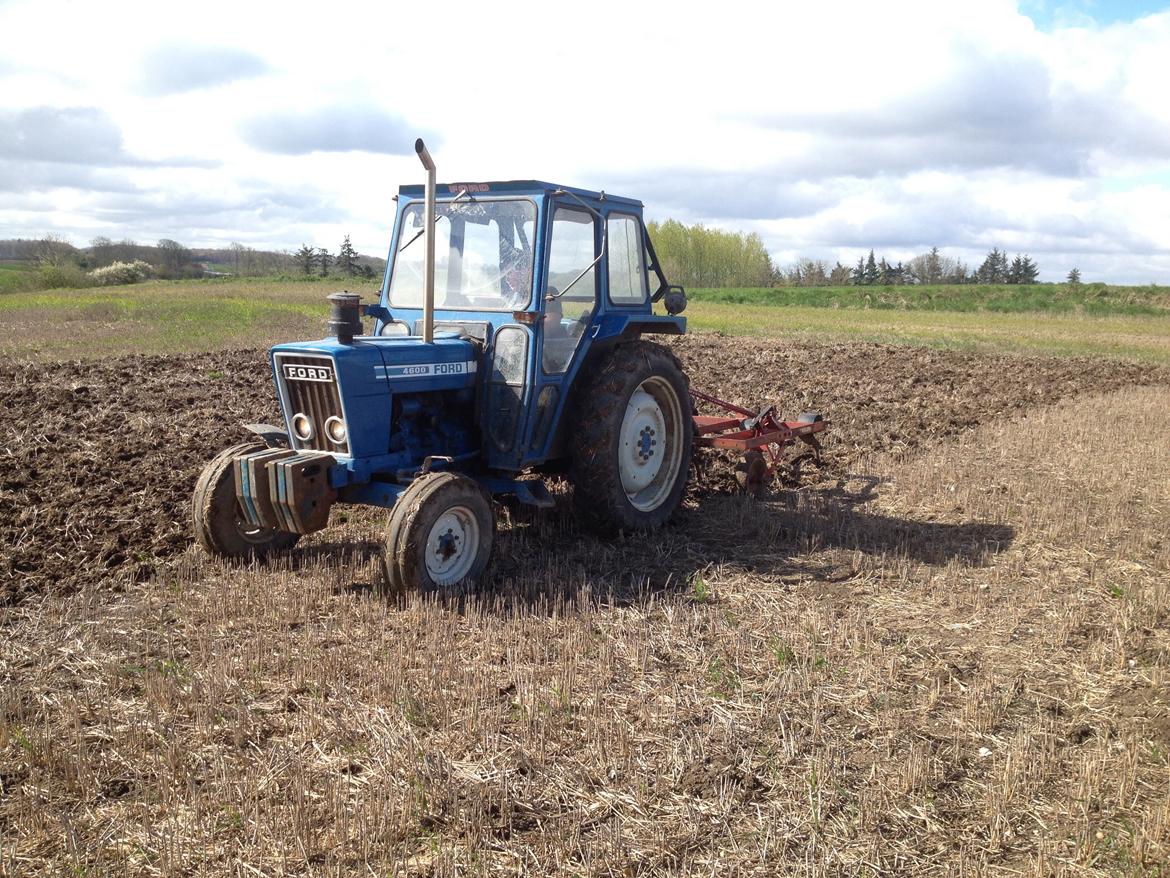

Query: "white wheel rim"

xmin=233 ymin=495 xmax=275 ymax=544
xmin=619 ymin=376 xmax=684 ymax=512
xmin=425 ymin=505 xmax=480 ymax=585
xmin=236 ymin=514 xmax=274 ymax=544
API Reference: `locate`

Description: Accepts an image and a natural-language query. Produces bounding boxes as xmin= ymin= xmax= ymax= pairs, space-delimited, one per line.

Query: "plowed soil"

xmin=2 ymin=337 xmax=1166 ymax=603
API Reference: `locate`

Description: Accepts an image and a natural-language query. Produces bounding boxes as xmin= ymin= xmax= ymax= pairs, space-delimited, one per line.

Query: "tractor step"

xmin=513 ymin=480 xmax=556 ymax=509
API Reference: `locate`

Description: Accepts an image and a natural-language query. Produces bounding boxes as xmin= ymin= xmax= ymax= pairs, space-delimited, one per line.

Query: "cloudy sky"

xmin=1 ymin=0 xmax=1168 ymax=283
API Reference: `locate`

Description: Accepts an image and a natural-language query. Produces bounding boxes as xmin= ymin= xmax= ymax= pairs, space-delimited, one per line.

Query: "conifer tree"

xmin=1009 ymin=255 xmax=1024 ymax=284
xmin=978 ymin=248 xmax=1008 ymax=283
xmin=337 ymin=235 xmax=359 ymax=276
xmin=864 ymin=250 xmax=878 ymax=285
xmin=295 ymin=244 xmax=316 ymax=275
xmin=1018 ymin=255 xmax=1039 ymax=283
xmin=926 ymin=246 xmax=942 ymax=284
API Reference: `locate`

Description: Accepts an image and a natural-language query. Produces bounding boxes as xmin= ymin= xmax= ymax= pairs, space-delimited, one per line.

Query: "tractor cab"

xmin=368 ymin=179 xmax=687 ymax=469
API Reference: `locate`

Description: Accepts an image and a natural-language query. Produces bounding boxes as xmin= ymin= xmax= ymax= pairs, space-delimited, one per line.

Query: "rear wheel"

xmin=570 ymin=341 xmax=693 ymax=532
xmin=192 ymin=442 xmax=299 ymax=559
xmin=385 ymin=472 xmax=494 ymax=594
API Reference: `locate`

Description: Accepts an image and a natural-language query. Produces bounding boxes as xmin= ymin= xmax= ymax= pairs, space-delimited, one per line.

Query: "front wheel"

xmin=192 ymin=442 xmax=299 ymax=559
xmin=569 ymin=341 xmax=693 ymax=533
xmin=385 ymin=472 xmax=495 ymax=594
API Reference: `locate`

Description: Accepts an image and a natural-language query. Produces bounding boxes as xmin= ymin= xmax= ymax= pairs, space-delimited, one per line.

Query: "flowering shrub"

xmin=88 ymin=260 xmax=155 ymax=286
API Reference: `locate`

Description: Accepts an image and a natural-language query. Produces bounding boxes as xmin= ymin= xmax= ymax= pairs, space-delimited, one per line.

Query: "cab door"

xmin=525 ymin=200 xmax=600 ymax=460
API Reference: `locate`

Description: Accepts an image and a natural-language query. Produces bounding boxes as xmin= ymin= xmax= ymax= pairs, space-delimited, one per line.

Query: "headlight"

xmin=324 ymin=416 xmax=347 ymax=445
xmin=380 ymin=321 xmax=410 ymax=337
xmin=292 ymin=412 xmax=313 ymax=441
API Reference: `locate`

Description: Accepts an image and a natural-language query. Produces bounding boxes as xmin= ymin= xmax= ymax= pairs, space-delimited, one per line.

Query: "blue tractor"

xmin=193 ymin=140 xmax=695 ymax=591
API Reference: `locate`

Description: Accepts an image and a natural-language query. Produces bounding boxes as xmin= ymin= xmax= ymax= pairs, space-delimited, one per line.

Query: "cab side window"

xmin=607 ymin=214 xmax=648 ymax=304
xmin=542 ymin=207 xmax=597 ymax=374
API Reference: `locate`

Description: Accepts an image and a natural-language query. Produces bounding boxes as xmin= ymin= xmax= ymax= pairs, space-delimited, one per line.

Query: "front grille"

xmin=275 ymin=353 xmax=350 ymax=455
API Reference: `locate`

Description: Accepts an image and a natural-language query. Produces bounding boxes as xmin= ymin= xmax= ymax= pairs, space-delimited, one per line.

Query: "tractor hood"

xmin=272 ymin=334 xmax=478 ymax=386
xmin=269 ymin=334 xmax=479 ymax=459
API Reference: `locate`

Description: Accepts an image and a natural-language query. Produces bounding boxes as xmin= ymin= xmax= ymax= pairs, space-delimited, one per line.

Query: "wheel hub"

xmin=425 ymin=506 xmax=479 ymax=585
xmin=638 ymin=425 xmax=656 ymax=461
xmin=436 ymin=529 xmax=459 ymax=563
xmin=620 ymin=389 xmax=667 ymax=495
xmin=617 ymin=377 xmax=685 ymax=513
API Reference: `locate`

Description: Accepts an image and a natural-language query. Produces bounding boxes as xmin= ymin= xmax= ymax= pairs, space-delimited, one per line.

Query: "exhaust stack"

xmin=415 ymin=138 xmax=436 ymax=344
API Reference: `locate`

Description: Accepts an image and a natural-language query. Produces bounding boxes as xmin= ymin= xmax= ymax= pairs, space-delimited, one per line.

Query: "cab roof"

xmin=397 ymin=180 xmax=643 ymax=208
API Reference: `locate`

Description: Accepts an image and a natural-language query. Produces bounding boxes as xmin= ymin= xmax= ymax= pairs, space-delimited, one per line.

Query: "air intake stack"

xmin=328 ymin=291 xmax=363 ymax=344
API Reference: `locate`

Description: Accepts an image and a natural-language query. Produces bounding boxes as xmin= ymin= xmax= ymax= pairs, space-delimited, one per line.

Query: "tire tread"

xmin=568 ymin=340 xmax=692 ymax=533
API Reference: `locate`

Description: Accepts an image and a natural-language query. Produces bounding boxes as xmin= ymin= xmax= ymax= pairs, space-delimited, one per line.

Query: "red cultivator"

xmin=690 ymin=388 xmax=828 ymax=493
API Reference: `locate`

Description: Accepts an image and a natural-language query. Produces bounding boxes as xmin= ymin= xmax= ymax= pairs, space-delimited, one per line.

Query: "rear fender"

xmin=592 ymin=313 xmax=686 ymax=341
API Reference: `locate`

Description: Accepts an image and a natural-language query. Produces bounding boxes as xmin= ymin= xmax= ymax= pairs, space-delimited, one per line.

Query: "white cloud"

xmin=0 ymin=107 xmax=129 ymax=165
xmin=237 ymin=106 xmax=426 ymax=156
xmin=0 ymin=0 xmax=1167 ymax=281
xmin=137 ymin=44 xmax=269 ymax=96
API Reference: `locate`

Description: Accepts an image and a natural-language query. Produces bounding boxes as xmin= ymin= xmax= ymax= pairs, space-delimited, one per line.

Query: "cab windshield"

xmin=389 ymin=198 xmax=537 ymax=312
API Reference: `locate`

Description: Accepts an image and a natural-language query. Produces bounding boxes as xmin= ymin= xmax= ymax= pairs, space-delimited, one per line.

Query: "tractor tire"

xmin=192 ymin=442 xmax=299 ymax=559
xmin=385 ymin=472 xmax=494 ymax=595
xmin=569 ymin=340 xmax=693 ymax=533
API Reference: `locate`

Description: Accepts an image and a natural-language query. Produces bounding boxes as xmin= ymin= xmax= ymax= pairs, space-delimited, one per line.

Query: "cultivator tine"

xmin=798 ymin=432 xmax=824 ymax=464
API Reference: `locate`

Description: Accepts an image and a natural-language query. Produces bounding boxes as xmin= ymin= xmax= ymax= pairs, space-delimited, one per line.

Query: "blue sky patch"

xmin=1022 ymin=0 xmax=1169 ymax=29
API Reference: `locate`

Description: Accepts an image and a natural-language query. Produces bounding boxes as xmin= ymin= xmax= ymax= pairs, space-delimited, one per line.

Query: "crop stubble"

xmin=1 ymin=337 xmax=1169 ymax=874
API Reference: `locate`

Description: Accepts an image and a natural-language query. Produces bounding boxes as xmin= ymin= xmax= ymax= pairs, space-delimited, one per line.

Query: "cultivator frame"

xmin=690 ymin=388 xmax=827 ymax=488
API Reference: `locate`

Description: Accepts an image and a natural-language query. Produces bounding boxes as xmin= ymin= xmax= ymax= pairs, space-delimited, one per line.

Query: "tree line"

xmin=645 ymin=221 xmax=1082 ymax=287
xmin=831 ymin=247 xmax=1039 ymax=286
xmin=3 ymin=224 xmax=1087 ymax=290
xmin=0 ymin=234 xmax=386 ymax=289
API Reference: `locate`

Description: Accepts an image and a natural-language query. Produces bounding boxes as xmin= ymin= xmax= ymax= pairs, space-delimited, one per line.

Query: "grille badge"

xmin=283 ymin=363 xmax=334 ymax=382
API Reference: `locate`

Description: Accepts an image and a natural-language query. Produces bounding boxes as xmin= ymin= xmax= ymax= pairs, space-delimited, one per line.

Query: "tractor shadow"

xmin=486 ymin=471 xmax=1015 ymax=609
xmin=276 ymin=540 xmax=385 ymax=594
xmin=268 ymin=472 xmax=1014 ymax=611
xmin=284 ymin=539 xmax=384 ymax=570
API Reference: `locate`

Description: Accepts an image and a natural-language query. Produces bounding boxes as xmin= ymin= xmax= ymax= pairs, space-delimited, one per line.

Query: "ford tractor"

xmin=193 ymin=140 xmax=826 ymax=592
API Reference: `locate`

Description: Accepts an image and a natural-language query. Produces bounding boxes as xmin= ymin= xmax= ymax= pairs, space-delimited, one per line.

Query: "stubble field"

xmin=1 ymin=332 xmax=1169 ymax=875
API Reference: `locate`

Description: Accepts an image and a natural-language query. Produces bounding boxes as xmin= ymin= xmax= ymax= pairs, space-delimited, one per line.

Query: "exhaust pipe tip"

xmin=415 ymin=138 xmax=435 ymax=171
